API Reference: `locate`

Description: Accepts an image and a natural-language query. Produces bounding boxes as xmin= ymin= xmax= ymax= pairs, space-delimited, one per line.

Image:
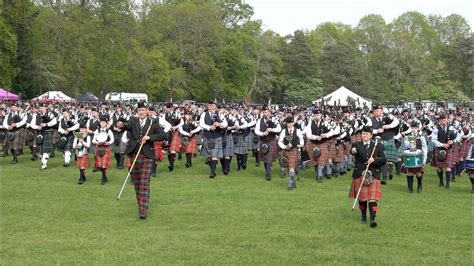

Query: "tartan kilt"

xmin=343 ymin=142 xmax=351 ymax=156
xmin=451 ymin=143 xmax=460 ymax=163
xmin=282 ymin=148 xmax=299 ymax=169
xmin=306 ymin=140 xmax=329 ymax=166
xmin=233 ymin=133 xmax=247 ymax=155
xmin=401 ymin=166 xmax=424 ymax=174
xmin=39 ymin=130 xmax=54 ymax=154
xmin=459 ymin=139 xmax=471 ymax=159
xmin=8 ymin=128 xmax=25 ymax=150
xmin=222 ymin=134 xmax=234 ymax=157
xmin=21 ymin=128 xmax=28 ymax=146
xmin=76 ymin=155 xmax=90 ymax=169
xmin=431 ymin=147 xmax=454 ymax=169
xmin=94 ymin=145 xmax=111 ymax=168
xmin=195 ymin=131 xmax=203 ymax=145
xmin=335 ymin=143 xmax=345 ymax=162
xmin=382 ymin=139 xmax=398 ymax=162
xmin=51 ymin=129 xmax=60 ymax=144
xmin=154 ymin=141 xmax=163 ymax=161
xmin=349 ymin=177 xmax=382 ymax=201
xmin=112 ymin=132 xmax=126 ymax=154
xmin=259 ymin=139 xmax=279 ymax=162
xmin=169 ymin=131 xmax=181 ymax=153
xmin=182 ymin=136 xmax=197 ymax=154
xmin=62 ymin=134 xmax=75 ymax=152
xmin=245 ymin=131 xmax=260 ymax=150
xmin=25 ymin=129 xmax=38 ymax=147
xmin=328 ymin=140 xmax=337 ymax=161
xmin=201 ymin=137 xmax=223 ymax=158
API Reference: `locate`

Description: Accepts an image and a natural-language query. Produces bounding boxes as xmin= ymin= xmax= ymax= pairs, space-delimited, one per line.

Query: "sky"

xmin=245 ymin=0 xmax=473 ymax=35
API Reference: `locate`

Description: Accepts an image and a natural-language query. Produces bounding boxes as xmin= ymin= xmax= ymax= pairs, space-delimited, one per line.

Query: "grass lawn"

xmin=1 ymin=153 xmax=472 ymax=264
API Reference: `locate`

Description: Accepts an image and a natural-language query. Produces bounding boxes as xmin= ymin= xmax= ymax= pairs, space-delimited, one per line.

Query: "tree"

xmin=0 ymin=17 xmax=18 ymax=88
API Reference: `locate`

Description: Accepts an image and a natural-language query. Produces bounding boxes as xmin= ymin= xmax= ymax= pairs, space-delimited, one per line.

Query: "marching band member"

xmin=179 ymin=111 xmax=200 ymax=168
xmin=31 ymin=103 xmax=57 ymax=170
xmin=278 ymin=117 xmax=304 ymax=190
xmin=400 ymin=121 xmax=427 ymax=193
xmin=92 ymin=116 xmax=114 ymax=185
xmin=164 ymin=103 xmax=182 ymax=171
xmin=233 ymin=108 xmax=250 ymax=171
xmin=58 ymin=109 xmax=79 ymax=167
xmin=220 ymin=106 xmax=235 ymax=175
xmin=73 ymin=123 xmax=91 ymax=185
xmin=255 ymin=106 xmax=281 ymax=181
xmin=200 ymin=101 xmax=227 ymax=178
xmin=0 ymin=108 xmax=8 ymax=157
xmin=110 ymin=104 xmax=127 ymax=169
xmin=304 ymin=109 xmax=331 ymax=182
xmin=431 ymin=114 xmax=458 ymax=189
xmin=349 ymin=126 xmax=387 ymax=228
xmin=245 ymin=108 xmax=260 ymax=166
xmin=25 ymin=104 xmax=40 ymax=161
xmin=3 ymin=103 xmax=27 ymax=164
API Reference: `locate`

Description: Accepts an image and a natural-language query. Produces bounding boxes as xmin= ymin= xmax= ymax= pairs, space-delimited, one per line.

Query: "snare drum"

xmin=403 ymin=149 xmax=423 ymax=168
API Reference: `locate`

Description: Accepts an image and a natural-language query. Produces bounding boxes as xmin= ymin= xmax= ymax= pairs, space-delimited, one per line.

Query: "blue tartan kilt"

xmin=113 ymin=142 xmax=127 ymax=154
xmin=201 ymin=136 xmax=223 ymax=158
xmin=382 ymin=139 xmax=398 ymax=162
xmin=62 ymin=134 xmax=75 ymax=152
xmin=222 ymin=134 xmax=234 ymax=157
xmin=245 ymin=131 xmax=259 ymax=150
xmin=233 ymin=133 xmax=247 ymax=155
xmin=8 ymin=128 xmax=25 ymax=150
xmin=39 ymin=130 xmax=54 ymax=154
xmin=195 ymin=131 xmax=203 ymax=145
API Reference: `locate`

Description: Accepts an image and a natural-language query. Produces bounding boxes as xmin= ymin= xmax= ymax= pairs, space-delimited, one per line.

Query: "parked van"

xmin=105 ymin=92 xmax=148 ymax=103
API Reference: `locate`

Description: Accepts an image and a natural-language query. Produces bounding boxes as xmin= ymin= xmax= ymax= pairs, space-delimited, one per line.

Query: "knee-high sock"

xmin=369 ymin=202 xmax=378 ymax=220
xmin=41 ymin=153 xmax=49 ymax=166
xmin=168 ymin=153 xmax=175 ymax=166
xmin=64 ymin=151 xmax=71 ymax=164
xmin=359 ymin=201 xmax=367 ymax=217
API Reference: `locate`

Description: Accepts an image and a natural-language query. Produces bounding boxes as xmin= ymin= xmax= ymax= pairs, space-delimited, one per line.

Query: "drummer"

xmin=400 ymin=121 xmax=427 ymax=193
xmin=277 ymin=117 xmax=304 ymax=190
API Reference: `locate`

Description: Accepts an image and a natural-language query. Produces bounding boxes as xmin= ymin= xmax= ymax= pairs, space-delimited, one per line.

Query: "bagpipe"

xmin=180 ymin=120 xmax=198 ymax=146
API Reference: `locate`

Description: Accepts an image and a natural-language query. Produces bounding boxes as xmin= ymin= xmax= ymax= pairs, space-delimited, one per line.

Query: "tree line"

xmin=0 ymin=0 xmax=472 ymax=104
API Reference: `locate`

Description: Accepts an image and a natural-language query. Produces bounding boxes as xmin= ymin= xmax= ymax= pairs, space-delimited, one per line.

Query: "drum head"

xmin=27 ymin=131 xmax=35 ymax=141
xmin=97 ymin=132 xmax=108 ymax=143
xmin=261 ymin=143 xmax=270 ymax=154
xmin=312 ymin=147 xmax=321 ymax=158
xmin=36 ymin=135 xmax=44 ymax=144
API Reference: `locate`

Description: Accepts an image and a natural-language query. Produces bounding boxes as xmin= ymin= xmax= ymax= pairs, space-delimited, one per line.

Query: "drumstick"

xmin=117 ymin=121 xmax=153 ymax=201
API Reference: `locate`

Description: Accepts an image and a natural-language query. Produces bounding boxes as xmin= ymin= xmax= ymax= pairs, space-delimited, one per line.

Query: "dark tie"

xmin=365 ymin=143 xmax=370 ymax=150
xmin=140 ymin=119 xmax=145 ymax=129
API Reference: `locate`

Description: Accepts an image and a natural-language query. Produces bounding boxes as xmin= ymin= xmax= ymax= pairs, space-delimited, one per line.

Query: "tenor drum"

xmin=403 ymin=149 xmax=423 ymax=168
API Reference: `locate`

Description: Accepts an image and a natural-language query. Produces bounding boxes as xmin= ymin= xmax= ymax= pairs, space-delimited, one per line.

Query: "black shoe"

xmin=101 ymin=177 xmax=108 ymax=185
xmin=139 ymin=215 xmax=147 ymax=220
xmin=168 ymin=165 xmax=174 ymax=171
xmin=445 ymin=183 xmax=449 ymax=189
xmin=451 ymin=176 xmax=456 ymax=182
xmin=361 ymin=216 xmax=367 ymax=224
xmin=242 ymin=165 xmax=246 ymax=170
xmin=50 ymin=152 xmax=55 ymax=158
xmin=389 ymin=175 xmax=393 ymax=180
xmin=223 ymin=171 xmax=228 ymax=175
xmin=408 ymin=188 xmax=413 ymax=193
xmin=11 ymin=157 xmax=18 ymax=164
xmin=370 ymin=219 xmax=377 ymax=228
xmin=439 ymin=182 xmax=444 ymax=187
xmin=93 ymin=168 xmax=100 ymax=172
xmin=64 ymin=163 xmax=70 ymax=167
xmin=151 ymin=172 xmax=156 ymax=177
xmin=78 ymin=179 xmax=84 ymax=185
xmin=316 ymin=177 xmax=323 ymax=183
xmin=381 ymin=180 xmax=387 ymax=185
xmin=185 ymin=163 xmax=190 ymax=168
xmin=265 ymin=174 xmax=271 ymax=181
xmin=255 ymin=163 xmax=260 ymax=167
xmin=417 ymin=184 xmax=422 ymax=193
xmin=31 ymin=155 xmax=37 ymax=161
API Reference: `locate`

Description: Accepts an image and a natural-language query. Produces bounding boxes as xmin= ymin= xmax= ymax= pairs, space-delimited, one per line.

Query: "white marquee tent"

xmin=31 ymin=91 xmax=75 ymax=103
xmin=313 ymin=86 xmax=372 ymax=108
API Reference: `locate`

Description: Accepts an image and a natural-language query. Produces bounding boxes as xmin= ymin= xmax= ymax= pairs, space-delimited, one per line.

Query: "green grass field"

xmin=1 ymin=152 xmax=472 ymax=265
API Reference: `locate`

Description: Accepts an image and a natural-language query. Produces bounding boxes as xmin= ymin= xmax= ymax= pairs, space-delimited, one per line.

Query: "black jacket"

xmin=123 ymin=117 xmax=167 ymax=160
xmin=351 ymin=140 xmax=387 ymax=179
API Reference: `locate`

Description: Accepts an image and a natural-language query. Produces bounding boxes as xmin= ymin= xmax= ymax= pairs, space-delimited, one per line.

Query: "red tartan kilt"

xmin=401 ymin=166 xmax=424 ymax=174
xmin=76 ymin=155 xmax=90 ymax=169
xmin=431 ymin=147 xmax=454 ymax=169
xmin=335 ymin=144 xmax=344 ymax=162
xmin=95 ymin=145 xmax=111 ymax=168
xmin=306 ymin=141 xmax=329 ymax=166
xmin=169 ymin=131 xmax=181 ymax=152
xmin=328 ymin=141 xmax=337 ymax=160
xmin=451 ymin=143 xmax=460 ymax=163
xmin=282 ymin=149 xmax=299 ymax=169
xmin=259 ymin=139 xmax=279 ymax=162
xmin=344 ymin=142 xmax=352 ymax=156
xmin=459 ymin=139 xmax=471 ymax=159
xmin=181 ymin=136 xmax=197 ymax=154
xmin=349 ymin=177 xmax=382 ymax=201
xmin=154 ymin=141 xmax=163 ymax=161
